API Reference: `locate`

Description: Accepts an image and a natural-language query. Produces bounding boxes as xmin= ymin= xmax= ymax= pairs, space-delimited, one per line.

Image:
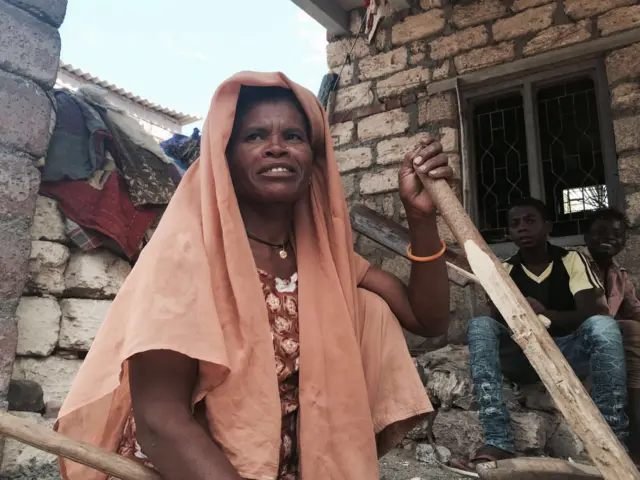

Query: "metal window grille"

xmin=462 ymin=61 xmax=619 ymax=246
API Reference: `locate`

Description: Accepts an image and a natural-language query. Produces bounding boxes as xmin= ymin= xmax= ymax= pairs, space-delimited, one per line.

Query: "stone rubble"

xmin=412 ymin=345 xmax=589 ymax=461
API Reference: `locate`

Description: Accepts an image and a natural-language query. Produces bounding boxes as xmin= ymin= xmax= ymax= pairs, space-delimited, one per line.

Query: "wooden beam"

xmin=420 ymin=176 xmax=639 ymax=480
xmin=476 ymin=457 xmax=603 ymax=479
xmin=428 ymin=28 xmax=640 ymax=95
xmin=349 ymin=204 xmax=477 ymax=287
xmin=289 ymin=0 xmax=349 ymax=34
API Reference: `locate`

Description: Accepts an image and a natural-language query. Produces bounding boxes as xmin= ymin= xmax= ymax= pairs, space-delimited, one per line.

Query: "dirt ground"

xmin=379 ymin=448 xmax=468 ymax=480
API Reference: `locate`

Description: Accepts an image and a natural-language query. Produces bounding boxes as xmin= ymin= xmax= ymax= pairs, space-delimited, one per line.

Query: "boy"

xmin=586 ymin=208 xmax=640 ymax=460
xmin=459 ymin=198 xmax=628 ymax=470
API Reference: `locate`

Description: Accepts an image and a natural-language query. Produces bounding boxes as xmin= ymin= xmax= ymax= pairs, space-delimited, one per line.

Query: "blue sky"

xmin=59 ymin=0 xmax=328 ymax=127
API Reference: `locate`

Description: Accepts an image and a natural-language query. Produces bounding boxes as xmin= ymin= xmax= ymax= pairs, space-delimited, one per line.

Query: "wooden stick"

xmin=476 ymin=457 xmax=603 ymax=479
xmin=0 ymin=411 xmax=161 ymax=480
xmin=349 ymin=203 xmax=478 ymax=287
xmin=420 ymin=176 xmax=639 ymax=480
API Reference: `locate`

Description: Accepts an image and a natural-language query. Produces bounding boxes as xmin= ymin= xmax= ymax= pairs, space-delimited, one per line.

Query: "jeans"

xmin=467 ymin=315 xmax=629 ymax=453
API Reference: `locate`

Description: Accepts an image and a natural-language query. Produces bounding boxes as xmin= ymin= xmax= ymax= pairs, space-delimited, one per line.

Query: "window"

xmin=464 ymin=62 xmax=619 ymax=246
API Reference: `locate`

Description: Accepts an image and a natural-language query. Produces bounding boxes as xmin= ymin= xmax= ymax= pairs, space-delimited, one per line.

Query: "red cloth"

xmin=40 ymin=173 xmax=158 ymax=259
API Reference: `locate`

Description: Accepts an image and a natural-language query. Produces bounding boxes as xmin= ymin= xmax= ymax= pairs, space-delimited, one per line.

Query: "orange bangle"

xmin=406 ymin=240 xmax=446 ymax=262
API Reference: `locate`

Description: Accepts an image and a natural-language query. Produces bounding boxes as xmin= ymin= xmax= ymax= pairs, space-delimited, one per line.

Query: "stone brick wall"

xmin=0 ymin=0 xmax=67 ymax=474
xmin=1 ymin=196 xmax=131 ymax=478
xmin=327 ymin=0 xmax=640 ymax=341
xmin=608 ymin=41 xmax=640 ymax=283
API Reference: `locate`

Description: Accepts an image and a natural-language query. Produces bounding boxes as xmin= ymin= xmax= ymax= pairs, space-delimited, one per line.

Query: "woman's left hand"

xmin=399 ymin=136 xmax=453 ymax=218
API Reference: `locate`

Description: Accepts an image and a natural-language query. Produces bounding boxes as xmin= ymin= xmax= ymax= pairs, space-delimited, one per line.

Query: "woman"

xmin=56 ymin=72 xmax=453 ymax=480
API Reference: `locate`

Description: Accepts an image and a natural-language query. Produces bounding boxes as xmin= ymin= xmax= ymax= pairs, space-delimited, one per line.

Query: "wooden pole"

xmin=349 ymin=203 xmax=478 ymax=287
xmin=420 ymin=176 xmax=639 ymax=479
xmin=0 ymin=411 xmax=161 ymax=480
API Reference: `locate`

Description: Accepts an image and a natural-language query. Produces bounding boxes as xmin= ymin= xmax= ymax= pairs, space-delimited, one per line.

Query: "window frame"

xmin=460 ymin=58 xmax=620 ymax=257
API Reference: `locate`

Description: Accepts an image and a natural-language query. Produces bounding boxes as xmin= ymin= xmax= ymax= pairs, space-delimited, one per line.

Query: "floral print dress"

xmin=111 ymin=270 xmax=301 ymax=479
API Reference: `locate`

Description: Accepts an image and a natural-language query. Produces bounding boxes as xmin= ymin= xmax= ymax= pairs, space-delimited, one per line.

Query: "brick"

xmin=360 ymin=168 xmax=399 ymax=195
xmin=618 ymin=234 xmax=640 ymax=281
xmin=419 ymin=92 xmax=457 ymax=125
xmin=619 ymin=155 xmax=640 ymax=184
xmin=377 ymin=132 xmax=432 ymax=165
xmin=327 ymin=37 xmax=369 ymax=69
xmin=454 ymin=42 xmax=516 ymax=74
xmin=353 ymin=103 xmax=386 ymax=120
xmin=341 ymin=174 xmax=357 ymax=198
xmin=0 ymin=220 xmax=32 ymax=302
xmin=512 ymin=0 xmax=554 ymax=11
xmin=452 ymin=0 xmax=507 ymax=29
xmin=429 ymin=26 xmax=488 ymax=61
xmin=627 ymin=191 xmax=640 ymax=227
xmin=358 ymin=109 xmax=410 ymax=141
xmin=330 ymin=121 xmax=355 ymax=147
xmin=376 ymin=67 xmax=431 ymax=99
xmin=433 ymin=61 xmax=452 ymax=80
xmin=493 ymin=4 xmax=556 ymax=42
xmin=612 ymin=83 xmax=640 ymax=111
xmin=409 ymin=41 xmax=428 ymax=65
xmin=614 ymin=116 xmax=640 ymax=153
xmin=30 ymin=196 xmax=66 ymax=242
xmin=420 ymin=0 xmax=443 ymax=8
xmin=16 ymin=296 xmax=60 ymax=356
xmin=363 ymin=193 xmax=397 ymax=218
xmin=59 ymin=299 xmax=112 ymax=351
xmin=392 ymin=10 xmax=446 ymax=46
xmin=336 ymin=147 xmax=373 ymax=173
xmin=25 ymin=241 xmax=69 ymax=296
xmin=565 ymin=0 xmax=635 ymax=20
xmin=334 ymin=82 xmax=374 ymax=112
xmin=523 ymin=21 xmax=592 ymax=56
xmin=440 ymin=127 xmax=459 ymax=153
xmin=0 ymin=70 xmax=53 ymax=158
xmin=359 ymin=48 xmax=408 ymax=81
xmin=0 ymin=1 xmax=61 ymax=88
xmin=64 ymin=250 xmax=132 ymax=299
xmin=598 ymin=5 xmax=640 ymax=36
xmin=5 ymin=0 xmax=67 ymax=27
xmin=0 ymin=148 xmax=40 ymax=220
xmin=331 ymin=63 xmax=355 ymax=87
xmin=606 ymin=43 xmax=640 ymax=83
xmin=12 ymin=356 xmax=82 ymax=404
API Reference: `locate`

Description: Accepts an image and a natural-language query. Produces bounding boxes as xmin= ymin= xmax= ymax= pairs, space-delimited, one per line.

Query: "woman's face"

xmin=227 ymin=99 xmax=313 ymax=204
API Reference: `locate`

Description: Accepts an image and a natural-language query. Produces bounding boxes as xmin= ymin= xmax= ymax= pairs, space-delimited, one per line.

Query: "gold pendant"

xmin=279 ymin=248 xmax=288 ymax=259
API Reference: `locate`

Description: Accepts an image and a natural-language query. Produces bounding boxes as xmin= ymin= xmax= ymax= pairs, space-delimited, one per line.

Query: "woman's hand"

xmin=399 ymin=136 xmax=453 ymax=218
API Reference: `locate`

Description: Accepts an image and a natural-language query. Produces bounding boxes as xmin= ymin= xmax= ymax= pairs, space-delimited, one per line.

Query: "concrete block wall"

xmin=327 ymin=0 xmax=640 ymax=342
xmin=0 ymin=0 xmax=67 ymax=476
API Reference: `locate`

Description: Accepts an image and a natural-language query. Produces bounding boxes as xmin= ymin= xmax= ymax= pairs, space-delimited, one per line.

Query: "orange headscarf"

xmin=56 ymin=72 xmax=431 ymax=479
